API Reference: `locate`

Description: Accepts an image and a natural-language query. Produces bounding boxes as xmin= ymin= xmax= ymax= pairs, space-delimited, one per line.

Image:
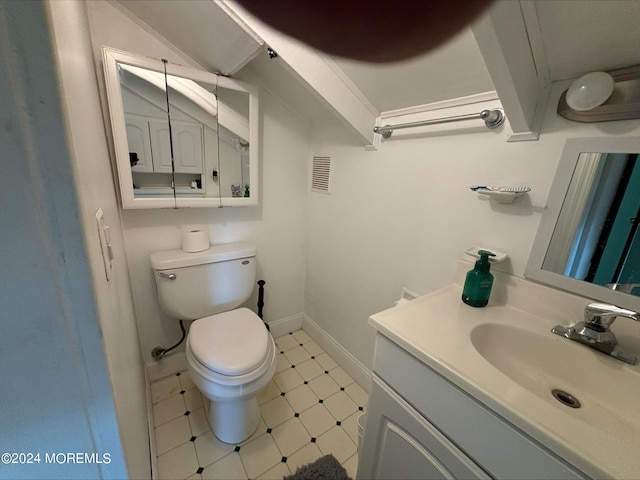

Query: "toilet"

xmin=150 ymin=242 xmax=276 ymax=444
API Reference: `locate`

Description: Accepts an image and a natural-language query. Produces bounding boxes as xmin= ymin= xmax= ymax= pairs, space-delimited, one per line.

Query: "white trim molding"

xmin=267 ymin=312 xmax=304 ymax=338
xmin=302 ymin=314 xmax=372 ymax=392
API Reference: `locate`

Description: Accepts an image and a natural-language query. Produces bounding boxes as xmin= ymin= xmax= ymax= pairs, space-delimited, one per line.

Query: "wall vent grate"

xmin=311 ymin=156 xmax=332 ymax=194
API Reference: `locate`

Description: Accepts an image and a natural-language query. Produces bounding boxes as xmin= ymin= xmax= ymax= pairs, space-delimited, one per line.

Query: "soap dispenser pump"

xmin=462 ymin=250 xmax=496 ymax=307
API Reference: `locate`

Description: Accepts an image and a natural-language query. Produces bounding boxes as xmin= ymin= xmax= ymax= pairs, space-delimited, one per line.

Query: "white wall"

xmin=46 ymin=1 xmax=150 ymax=477
xmin=121 ymin=91 xmax=310 ymax=366
xmin=0 ymin=2 xmax=128 ymax=478
xmin=86 ymin=1 xmax=311 ymax=367
xmin=305 ymin=88 xmax=640 ymax=369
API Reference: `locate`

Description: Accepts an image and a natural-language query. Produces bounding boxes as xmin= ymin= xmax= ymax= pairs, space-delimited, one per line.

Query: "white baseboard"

xmin=144 ymin=368 xmax=158 ymax=480
xmin=302 ymin=314 xmax=372 ymax=392
xmin=266 ymin=312 xmax=304 ymax=338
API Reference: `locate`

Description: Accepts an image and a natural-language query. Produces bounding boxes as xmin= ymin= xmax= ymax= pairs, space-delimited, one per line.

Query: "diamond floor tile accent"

xmin=149 ymin=329 xmax=368 ymax=480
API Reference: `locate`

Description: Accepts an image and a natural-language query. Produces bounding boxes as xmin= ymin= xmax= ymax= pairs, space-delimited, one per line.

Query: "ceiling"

xmin=116 ymin=0 xmax=640 ymax=126
xmin=330 ymin=28 xmax=494 ymax=113
xmin=533 ymin=0 xmax=640 ymax=81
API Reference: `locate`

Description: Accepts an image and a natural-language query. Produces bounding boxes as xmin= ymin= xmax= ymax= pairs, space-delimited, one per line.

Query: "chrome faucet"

xmin=552 ymin=303 xmax=640 ymax=365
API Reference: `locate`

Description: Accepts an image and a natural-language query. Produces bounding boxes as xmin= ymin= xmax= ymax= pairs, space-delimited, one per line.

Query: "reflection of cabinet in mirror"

xmin=101 ymin=46 xmax=258 ymax=208
xmin=120 ymin=65 xmax=206 ymax=197
xmin=126 ymin=115 xmax=203 ymax=174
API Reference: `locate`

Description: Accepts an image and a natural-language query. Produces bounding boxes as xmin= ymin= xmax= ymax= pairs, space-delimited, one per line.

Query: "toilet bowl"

xmin=185 ymin=308 xmax=276 ymax=443
xmin=150 ymin=242 xmax=276 ymax=444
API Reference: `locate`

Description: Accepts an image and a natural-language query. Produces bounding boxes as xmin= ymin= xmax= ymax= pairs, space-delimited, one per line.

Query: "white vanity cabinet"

xmin=357 ymin=335 xmax=587 ymax=480
xmin=361 ymin=377 xmax=491 ymax=480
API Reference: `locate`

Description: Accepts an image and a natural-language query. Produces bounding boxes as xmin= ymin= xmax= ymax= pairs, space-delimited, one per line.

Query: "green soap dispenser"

xmin=462 ymin=250 xmax=496 ymax=307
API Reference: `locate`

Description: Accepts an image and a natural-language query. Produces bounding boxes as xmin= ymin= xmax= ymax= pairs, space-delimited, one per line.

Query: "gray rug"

xmin=284 ymin=454 xmax=352 ymax=480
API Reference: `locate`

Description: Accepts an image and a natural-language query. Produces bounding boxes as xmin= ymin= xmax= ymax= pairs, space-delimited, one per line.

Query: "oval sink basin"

xmin=470 ymin=322 xmax=640 ymax=437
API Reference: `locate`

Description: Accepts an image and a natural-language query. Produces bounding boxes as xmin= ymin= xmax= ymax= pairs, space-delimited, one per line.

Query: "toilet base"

xmin=206 ymin=394 xmax=261 ymax=444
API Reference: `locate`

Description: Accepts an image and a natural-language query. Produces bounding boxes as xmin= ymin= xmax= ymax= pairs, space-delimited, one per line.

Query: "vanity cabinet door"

xmin=372 ymin=335 xmax=587 ymax=479
xmin=358 ymin=377 xmax=490 ymax=480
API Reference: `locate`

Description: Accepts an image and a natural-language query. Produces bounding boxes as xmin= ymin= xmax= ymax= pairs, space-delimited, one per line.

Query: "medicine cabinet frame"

xmin=102 ymin=46 xmax=259 ymax=209
xmin=525 ymin=136 xmax=640 ymax=312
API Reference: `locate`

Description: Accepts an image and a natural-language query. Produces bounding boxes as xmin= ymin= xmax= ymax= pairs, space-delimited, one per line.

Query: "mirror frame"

xmin=102 ymin=46 xmax=259 ymax=209
xmin=526 ymin=136 xmax=640 ymax=312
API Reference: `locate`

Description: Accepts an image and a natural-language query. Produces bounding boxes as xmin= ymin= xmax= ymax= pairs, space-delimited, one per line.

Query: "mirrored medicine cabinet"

xmin=101 ymin=47 xmax=259 ymax=209
xmin=526 ymin=137 xmax=640 ymax=311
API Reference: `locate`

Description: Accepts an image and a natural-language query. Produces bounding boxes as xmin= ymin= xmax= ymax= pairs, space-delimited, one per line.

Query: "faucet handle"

xmin=584 ymin=303 xmax=639 ymax=331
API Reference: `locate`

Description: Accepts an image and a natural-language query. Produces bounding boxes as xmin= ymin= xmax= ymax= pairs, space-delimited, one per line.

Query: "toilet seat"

xmin=188 ymin=308 xmax=272 ymax=380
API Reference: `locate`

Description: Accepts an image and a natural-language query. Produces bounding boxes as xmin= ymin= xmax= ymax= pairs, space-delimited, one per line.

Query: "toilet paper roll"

xmin=181 ymin=229 xmax=210 ymax=253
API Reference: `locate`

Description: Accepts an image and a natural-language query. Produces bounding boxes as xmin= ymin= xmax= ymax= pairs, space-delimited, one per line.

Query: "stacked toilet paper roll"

xmin=181 ymin=229 xmax=210 ymax=253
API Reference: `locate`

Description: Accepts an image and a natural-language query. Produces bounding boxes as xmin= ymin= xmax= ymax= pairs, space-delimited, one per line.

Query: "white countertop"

xmin=369 ymin=267 xmax=640 ymax=479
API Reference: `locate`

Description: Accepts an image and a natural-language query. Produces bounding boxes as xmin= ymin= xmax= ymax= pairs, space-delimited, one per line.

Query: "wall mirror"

xmin=526 ymin=137 xmax=640 ymax=311
xmin=101 ymin=47 xmax=258 ymax=208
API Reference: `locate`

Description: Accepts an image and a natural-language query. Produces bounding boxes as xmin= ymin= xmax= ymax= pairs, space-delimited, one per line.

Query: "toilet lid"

xmin=189 ymin=308 xmax=270 ymax=376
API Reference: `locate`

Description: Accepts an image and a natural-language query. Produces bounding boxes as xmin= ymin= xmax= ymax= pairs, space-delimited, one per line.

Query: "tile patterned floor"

xmin=150 ymin=329 xmax=367 ymax=479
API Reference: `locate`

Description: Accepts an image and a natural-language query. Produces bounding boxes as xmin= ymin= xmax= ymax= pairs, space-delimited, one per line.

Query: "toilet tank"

xmin=150 ymin=242 xmax=257 ymax=320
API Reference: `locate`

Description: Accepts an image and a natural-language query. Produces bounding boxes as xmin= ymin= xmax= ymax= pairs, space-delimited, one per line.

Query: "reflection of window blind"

xmin=311 ymin=156 xmax=332 ymax=194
